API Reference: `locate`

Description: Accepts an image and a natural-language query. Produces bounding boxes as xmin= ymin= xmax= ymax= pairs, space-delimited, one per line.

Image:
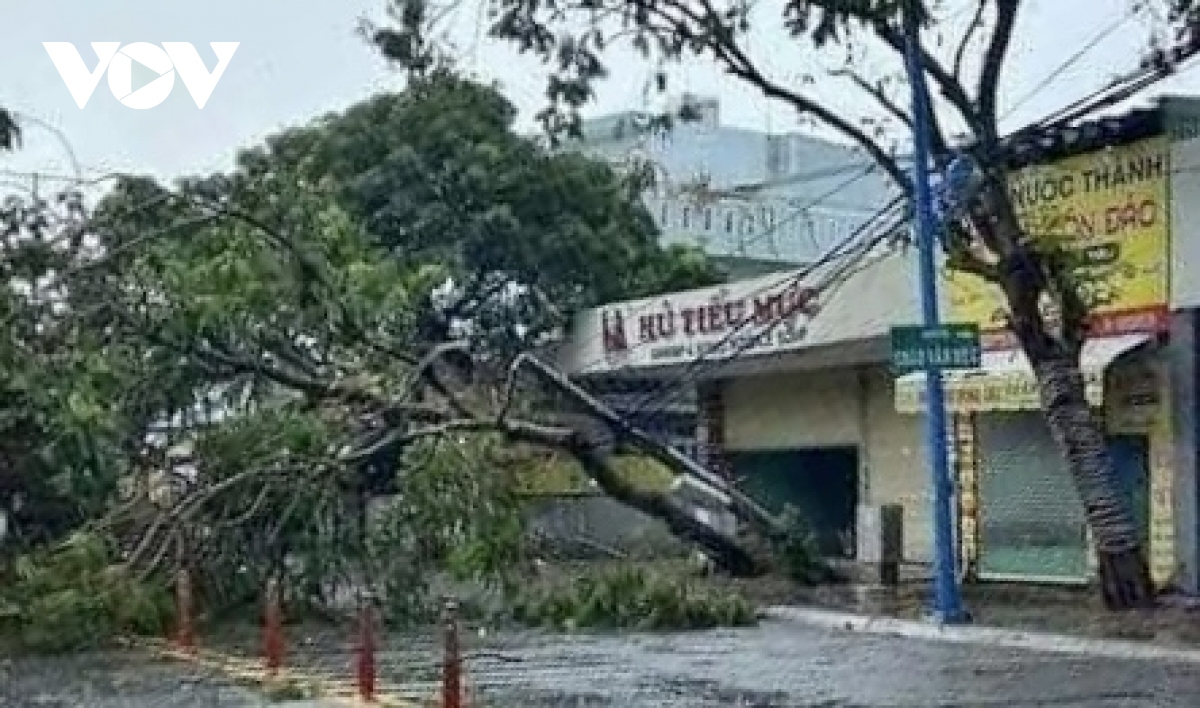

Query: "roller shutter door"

xmin=976 ymin=412 xmax=1089 ymax=582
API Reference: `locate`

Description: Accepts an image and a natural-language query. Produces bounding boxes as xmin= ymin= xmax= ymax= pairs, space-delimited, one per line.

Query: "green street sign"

xmin=890 ymin=323 xmax=981 ymax=374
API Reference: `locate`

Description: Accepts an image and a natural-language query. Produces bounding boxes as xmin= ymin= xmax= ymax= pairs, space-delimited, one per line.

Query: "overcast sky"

xmin=0 ymin=0 xmax=1195 ymax=194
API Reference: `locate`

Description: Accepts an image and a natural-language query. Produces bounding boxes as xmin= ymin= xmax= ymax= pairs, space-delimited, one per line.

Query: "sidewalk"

xmin=763 ymin=580 xmax=1200 ymax=657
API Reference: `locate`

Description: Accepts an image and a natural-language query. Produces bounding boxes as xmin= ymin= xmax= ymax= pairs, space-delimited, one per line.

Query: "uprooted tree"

xmin=1 ymin=72 xmax=796 ymax=626
xmin=366 ymin=0 xmax=1200 ymax=608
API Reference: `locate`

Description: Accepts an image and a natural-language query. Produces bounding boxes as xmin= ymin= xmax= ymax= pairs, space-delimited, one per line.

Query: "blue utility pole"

xmin=901 ymin=1 xmax=966 ymax=624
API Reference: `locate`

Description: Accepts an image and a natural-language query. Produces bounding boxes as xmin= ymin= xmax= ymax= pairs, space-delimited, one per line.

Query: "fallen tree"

xmin=0 ymin=73 xmax=792 ymax=620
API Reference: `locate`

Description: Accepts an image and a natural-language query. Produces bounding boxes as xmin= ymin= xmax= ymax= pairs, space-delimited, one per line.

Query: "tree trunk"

xmin=1032 ymin=355 xmax=1155 ymax=609
xmin=966 ymin=173 xmax=1155 ymax=610
xmin=567 ymin=436 xmax=763 ymax=577
xmin=518 ymin=355 xmax=782 ymax=536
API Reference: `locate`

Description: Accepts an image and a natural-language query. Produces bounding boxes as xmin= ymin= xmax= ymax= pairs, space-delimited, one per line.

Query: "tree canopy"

xmin=0 ymin=70 xmax=757 ymax=626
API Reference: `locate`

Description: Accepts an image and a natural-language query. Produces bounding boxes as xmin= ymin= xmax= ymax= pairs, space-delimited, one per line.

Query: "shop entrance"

xmin=726 ymin=446 xmax=859 ymax=558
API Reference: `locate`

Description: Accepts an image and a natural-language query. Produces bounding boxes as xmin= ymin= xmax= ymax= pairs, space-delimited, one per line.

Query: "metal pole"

xmin=901 ymin=0 xmax=966 ymax=624
xmin=441 ymin=597 xmax=463 ymax=708
xmin=174 ymin=567 xmax=196 ymax=653
xmin=263 ymin=576 xmax=285 ymax=677
xmin=355 ymin=592 xmax=377 ymax=703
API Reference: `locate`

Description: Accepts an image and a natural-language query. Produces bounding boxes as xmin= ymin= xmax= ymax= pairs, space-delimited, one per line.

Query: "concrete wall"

xmin=1167 ymin=97 xmax=1200 ymax=309
xmin=721 ymin=366 xmax=932 ymax=562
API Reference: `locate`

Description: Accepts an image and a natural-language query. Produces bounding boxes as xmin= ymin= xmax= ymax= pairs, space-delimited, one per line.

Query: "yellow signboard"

xmin=895 ymin=370 xmax=1104 ymax=413
xmin=945 ymin=137 xmax=1170 ymax=348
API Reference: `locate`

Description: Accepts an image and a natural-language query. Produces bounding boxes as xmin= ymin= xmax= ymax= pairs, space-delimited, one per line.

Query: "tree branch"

xmin=871 ymin=18 xmax=982 ymax=139
xmin=953 ymin=2 xmax=988 ymax=81
xmin=627 ymin=0 xmax=911 ymax=193
xmin=830 ymin=68 xmax=913 ymax=129
xmin=977 ymin=0 xmax=1022 ymax=140
xmin=714 ymin=43 xmax=910 ymax=191
xmin=186 ymin=194 xmax=418 ymax=367
xmin=514 ymin=353 xmax=782 ymax=536
xmin=569 ymin=437 xmax=759 ymax=575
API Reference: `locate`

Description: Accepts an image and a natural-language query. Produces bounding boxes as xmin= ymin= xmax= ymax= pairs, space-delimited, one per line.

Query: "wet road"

xmin=276 ymin=618 xmax=1200 ymax=707
xmin=8 ymin=619 xmax=1200 ymax=706
xmin=0 ymin=650 xmax=337 ymax=707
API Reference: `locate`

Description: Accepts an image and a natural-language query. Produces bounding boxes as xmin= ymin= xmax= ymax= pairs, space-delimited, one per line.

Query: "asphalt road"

xmin=300 ymin=619 xmax=1200 ymax=707
xmin=7 ymin=619 xmax=1200 ymax=706
xmin=0 ymin=650 xmax=337 ymax=708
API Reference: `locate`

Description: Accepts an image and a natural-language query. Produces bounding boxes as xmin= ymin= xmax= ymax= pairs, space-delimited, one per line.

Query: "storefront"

xmin=895 ymin=335 xmax=1171 ymax=583
xmin=895 ymin=131 xmax=1180 ymax=586
xmin=558 ymin=249 xmax=939 ymax=563
xmin=722 ymin=365 xmax=931 ymax=562
xmin=550 ymin=102 xmax=1200 ymax=590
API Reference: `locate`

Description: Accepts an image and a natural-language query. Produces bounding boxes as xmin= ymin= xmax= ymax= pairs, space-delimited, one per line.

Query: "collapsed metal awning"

xmin=894 ymin=333 xmax=1153 ymax=414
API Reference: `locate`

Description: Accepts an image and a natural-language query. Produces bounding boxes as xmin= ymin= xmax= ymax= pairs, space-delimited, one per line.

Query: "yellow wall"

xmin=723 ymin=367 xmax=933 ymax=562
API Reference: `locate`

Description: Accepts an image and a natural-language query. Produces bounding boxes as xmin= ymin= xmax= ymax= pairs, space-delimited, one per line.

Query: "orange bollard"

xmin=355 ymin=594 xmax=377 ymax=703
xmin=263 ymin=577 xmax=285 ymax=676
xmin=441 ymin=598 xmax=462 ymax=708
xmin=174 ymin=568 xmax=195 ymax=654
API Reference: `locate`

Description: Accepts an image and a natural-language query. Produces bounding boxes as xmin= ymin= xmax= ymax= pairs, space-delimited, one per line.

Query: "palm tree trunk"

xmin=1032 ymin=353 xmax=1154 ymax=609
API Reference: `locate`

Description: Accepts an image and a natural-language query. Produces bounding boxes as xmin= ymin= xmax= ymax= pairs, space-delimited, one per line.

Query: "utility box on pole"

xmin=857 ymin=504 xmax=904 ymax=586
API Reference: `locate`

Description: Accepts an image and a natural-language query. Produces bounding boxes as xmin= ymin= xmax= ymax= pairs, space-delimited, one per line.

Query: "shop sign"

xmin=600 ymin=278 xmax=820 ymax=366
xmin=895 ymin=369 xmax=1104 ymax=413
xmin=945 ymin=137 xmax=1170 ymax=349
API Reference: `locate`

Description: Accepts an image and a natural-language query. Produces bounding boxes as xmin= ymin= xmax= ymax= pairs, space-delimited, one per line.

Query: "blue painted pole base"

xmin=924 ymin=605 xmax=972 ymax=626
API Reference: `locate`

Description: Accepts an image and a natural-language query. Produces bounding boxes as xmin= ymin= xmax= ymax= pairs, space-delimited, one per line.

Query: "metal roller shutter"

xmin=976 ymin=412 xmax=1089 ymax=582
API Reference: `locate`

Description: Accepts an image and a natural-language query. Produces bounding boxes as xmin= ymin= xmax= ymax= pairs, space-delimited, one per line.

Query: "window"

xmin=766 ymin=135 xmax=791 ymax=176
xmin=740 ymin=214 xmax=755 ymax=236
xmin=704 ymin=208 xmax=713 ymax=230
xmin=682 ymin=207 xmax=691 ymax=228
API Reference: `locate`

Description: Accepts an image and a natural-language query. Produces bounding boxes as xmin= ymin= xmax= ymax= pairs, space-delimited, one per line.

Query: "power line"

xmin=1000 ymin=14 xmax=1133 ymax=123
xmin=565 ymin=193 xmax=905 ymax=379
xmin=609 ymin=30 xmax=1200 ymax=443
xmin=732 ymin=164 xmax=882 ymax=258
xmin=1029 ymin=26 xmax=1200 ymax=131
xmin=614 ymin=197 xmax=907 ymax=420
xmin=556 ymin=164 xmax=898 ymax=376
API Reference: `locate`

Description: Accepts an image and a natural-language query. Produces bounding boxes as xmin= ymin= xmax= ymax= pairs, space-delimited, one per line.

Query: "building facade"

xmin=557 ymin=244 xmax=934 ymax=561
xmin=558 ymin=98 xmax=1200 ymax=592
xmin=568 ymin=94 xmax=899 ymax=275
xmin=566 ymin=96 xmax=902 ymax=455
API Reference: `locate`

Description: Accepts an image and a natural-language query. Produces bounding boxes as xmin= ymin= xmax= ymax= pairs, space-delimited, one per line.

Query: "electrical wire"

xmin=731 ymin=163 xmax=882 ymax=258
xmin=553 ymin=164 xmax=899 ymax=378
xmin=608 ymin=23 xmax=1200 ymax=444
xmin=613 ymin=197 xmax=907 ymax=420
xmin=999 ymin=15 xmax=1133 ymax=123
xmin=622 ymin=227 xmax=900 ymax=424
xmin=1027 ymin=28 xmax=1200 ymax=131
xmin=565 ymin=193 xmax=905 ymax=380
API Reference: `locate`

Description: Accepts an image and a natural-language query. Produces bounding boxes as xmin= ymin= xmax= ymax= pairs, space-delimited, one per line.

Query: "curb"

xmin=125 ymin=637 xmax=425 ymax=707
xmin=764 ymin=606 xmax=1200 ymax=663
